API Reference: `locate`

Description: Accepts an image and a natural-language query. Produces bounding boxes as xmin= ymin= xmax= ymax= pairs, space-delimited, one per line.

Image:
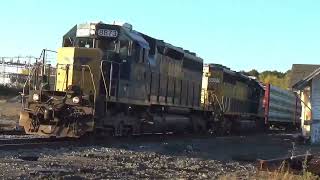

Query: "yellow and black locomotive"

xmin=20 ymin=22 xmax=210 ymax=137
xmin=19 ymin=21 xmax=268 ymax=138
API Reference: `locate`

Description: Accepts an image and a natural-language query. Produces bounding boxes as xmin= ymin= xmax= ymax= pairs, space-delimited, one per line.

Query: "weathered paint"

xmin=55 ymin=47 xmax=103 ymax=94
xmin=265 ymin=84 xmax=301 ymax=125
xmin=311 ymin=74 xmax=320 ymax=144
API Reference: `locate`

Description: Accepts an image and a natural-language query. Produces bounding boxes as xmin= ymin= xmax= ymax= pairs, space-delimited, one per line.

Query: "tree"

xmin=241 ymin=69 xmax=291 ymax=90
xmin=247 ymin=69 xmax=259 ymax=78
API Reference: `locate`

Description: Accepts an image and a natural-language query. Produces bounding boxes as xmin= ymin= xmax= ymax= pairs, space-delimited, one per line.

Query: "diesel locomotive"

xmin=202 ymin=64 xmax=265 ymax=133
xmin=19 ymin=22 xmax=265 ymax=137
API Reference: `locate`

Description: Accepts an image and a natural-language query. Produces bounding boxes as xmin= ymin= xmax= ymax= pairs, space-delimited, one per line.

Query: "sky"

xmin=1 ymin=0 xmax=320 ymax=72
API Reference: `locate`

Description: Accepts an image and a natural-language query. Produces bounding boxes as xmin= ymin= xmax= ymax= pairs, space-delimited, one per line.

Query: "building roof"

xmin=290 ymin=64 xmax=320 ymax=88
xmin=292 ymin=66 xmax=320 ymax=90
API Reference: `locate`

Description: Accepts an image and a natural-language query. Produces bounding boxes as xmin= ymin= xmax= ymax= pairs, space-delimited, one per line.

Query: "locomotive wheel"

xmin=115 ymin=122 xmax=124 ymax=136
xmin=191 ymin=116 xmax=207 ymax=134
xmin=132 ymin=121 xmax=141 ymax=135
xmin=207 ymin=122 xmax=216 ymax=135
xmin=124 ymin=126 xmax=133 ymax=137
xmin=217 ymin=118 xmax=232 ymax=135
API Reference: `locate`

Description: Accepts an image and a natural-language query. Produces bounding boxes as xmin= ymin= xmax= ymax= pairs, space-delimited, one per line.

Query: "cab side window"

xmin=139 ymin=48 xmax=148 ymax=63
xmin=119 ymin=40 xmax=129 ymax=59
xmin=63 ymin=37 xmax=73 ymax=47
xmin=131 ymin=43 xmax=148 ymax=64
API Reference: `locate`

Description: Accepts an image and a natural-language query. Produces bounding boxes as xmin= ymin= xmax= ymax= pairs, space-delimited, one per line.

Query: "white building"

xmin=293 ymin=67 xmax=320 ymax=144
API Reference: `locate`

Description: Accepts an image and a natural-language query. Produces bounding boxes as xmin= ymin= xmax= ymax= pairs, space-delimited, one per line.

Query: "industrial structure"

xmin=293 ymin=67 xmax=320 ymax=144
xmin=0 ymin=50 xmax=57 ymax=89
xmin=0 ymin=56 xmax=35 ymax=87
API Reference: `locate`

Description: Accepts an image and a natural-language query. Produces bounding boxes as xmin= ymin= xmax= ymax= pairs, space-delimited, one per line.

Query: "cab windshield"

xmin=75 ymin=38 xmax=119 ymax=52
xmin=76 ymin=38 xmax=94 ymax=48
xmin=63 ymin=36 xmax=119 ymax=52
xmin=96 ymin=39 xmax=117 ymax=52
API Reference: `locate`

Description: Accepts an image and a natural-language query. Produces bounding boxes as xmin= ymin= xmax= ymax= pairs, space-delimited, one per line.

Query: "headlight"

xmin=72 ymin=96 xmax=80 ymax=104
xmin=33 ymin=94 xmax=40 ymax=101
xmin=90 ymin=29 xmax=95 ymax=35
xmin=90 ymin=24 xmax=96 ymax=30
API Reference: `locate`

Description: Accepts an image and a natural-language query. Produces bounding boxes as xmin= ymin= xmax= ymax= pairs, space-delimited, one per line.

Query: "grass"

xmin=219 ymin=168 xmax=318 ymax=180
xmin=257 ymin=160 xmax=318 ymax=180
xmin=220 ymin=151 xmax=319 ymax=180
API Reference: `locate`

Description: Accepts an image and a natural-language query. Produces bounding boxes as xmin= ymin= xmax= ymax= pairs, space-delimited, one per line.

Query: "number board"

xmin=97 ymin=29 xmax=118 ymax=38
xmin=208 ymin=77 xmax=220 ymax=83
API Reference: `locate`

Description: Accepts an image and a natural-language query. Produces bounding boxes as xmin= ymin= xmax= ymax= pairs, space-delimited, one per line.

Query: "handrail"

xmin=81 ymin=65 xmax=96 ymax=116
xmin=201 ymin=89 xmax=225 ymax=113
xmin=100 ymin=59 xmax=122 ymax=113
xmin=27 ymin=63 xmax=96 ymax=109
xmin=100 ymin=61 xmax=109 ymax=103
xmin=55 ymin=63 xmax=96 ymax=98
xmin=21 ymin=65 xmax=38 ymax=109
xmin=212 ymin=93 xmax=224 ymax=112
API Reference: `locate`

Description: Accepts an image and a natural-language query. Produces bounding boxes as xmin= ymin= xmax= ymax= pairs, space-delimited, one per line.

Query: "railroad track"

xmin=0 ymin=137 xmax=82 ymax=150
xmin=0 ymin=129 xmax=25 ymax=135
xmin=0 ymin=128 xmax=300 ymax=151
xmin=0 ymin=132 xmax=219 ymax=151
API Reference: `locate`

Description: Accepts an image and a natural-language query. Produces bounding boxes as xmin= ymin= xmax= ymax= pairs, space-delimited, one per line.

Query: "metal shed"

xmin=293 ymin=67 xmax=320 ymax=144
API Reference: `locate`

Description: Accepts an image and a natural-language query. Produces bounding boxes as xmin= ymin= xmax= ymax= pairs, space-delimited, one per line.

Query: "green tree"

xmin=247 ymin=69 xmax=259 ymax=78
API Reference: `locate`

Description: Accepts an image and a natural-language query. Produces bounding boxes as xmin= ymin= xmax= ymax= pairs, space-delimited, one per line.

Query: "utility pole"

xmin=42 ymin=49 xmax=46 ymax=83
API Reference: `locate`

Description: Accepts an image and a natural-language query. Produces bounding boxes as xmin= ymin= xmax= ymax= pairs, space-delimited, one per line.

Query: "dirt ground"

xmin=0 ymin=133 xmax=318 ymax=179
xmin=0 ymin=97 xmax=20 ymax=119
xmin=0 ymin=97 xmax=20 ymax=130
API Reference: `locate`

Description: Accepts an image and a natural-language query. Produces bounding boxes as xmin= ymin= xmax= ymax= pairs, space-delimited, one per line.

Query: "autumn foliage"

xmin=242 ymin=69 xmax=291 ymax=89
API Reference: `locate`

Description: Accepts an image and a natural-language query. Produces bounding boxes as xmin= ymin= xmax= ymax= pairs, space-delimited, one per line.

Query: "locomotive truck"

xmin=19 ymin=22 xmax=297 ymax=137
